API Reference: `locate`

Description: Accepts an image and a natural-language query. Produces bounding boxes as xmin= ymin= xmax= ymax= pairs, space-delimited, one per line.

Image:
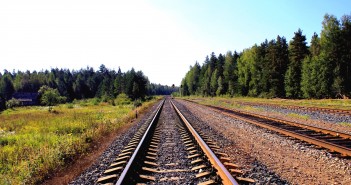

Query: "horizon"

xmin=1 ymin=0 xmax=351 ymax=86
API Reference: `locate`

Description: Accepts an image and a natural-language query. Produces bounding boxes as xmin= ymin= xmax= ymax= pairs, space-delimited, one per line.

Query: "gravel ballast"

xmin=176 ymin=99 xmax=351 ymax=185
xmin=251 ymin=104 xmax=351 ymax=124
xmin=216 ymin=100 xmax=351 ymax=135
xmin=149 ymin=99 xmax=197 ymax=184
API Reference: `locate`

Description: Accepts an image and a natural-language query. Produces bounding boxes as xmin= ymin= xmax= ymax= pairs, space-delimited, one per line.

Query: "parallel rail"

xmin=116 ymin=99 xmax=165 ymax=184
xmin=230 ymin=100 xmax=351 ymax=116
xmin=98 ymin=99 xmax=242 ymax=184
xmin=185 ymin=100 xmax=351 ymax=157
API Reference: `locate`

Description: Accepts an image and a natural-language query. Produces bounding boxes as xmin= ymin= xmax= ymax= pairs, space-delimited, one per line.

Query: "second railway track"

xmin=184 ymin=99 xmax=351 ymax=157
xmin=230 ymin=100 xmax=351 ymax=117
xmin=96 ymin=98 xmax=252 ymax=184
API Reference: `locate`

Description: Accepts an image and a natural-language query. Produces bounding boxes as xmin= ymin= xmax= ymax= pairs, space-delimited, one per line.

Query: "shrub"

xmin=92 ymin=98 xmax=100 ymax=105
xmin=67 ymin=103 xmax=74 ymax=109
xmin=38 ymin=85 xmax=67 ymax=112
xmin=114 ymin=93 xmax=131 ymax=105
xmin=134 ymin=99 xmax=142 ymax=107
xmin=101 ymin=95 xmax=110 ymax=103
xmin=6 ymin=98 xmax=21 ymax=109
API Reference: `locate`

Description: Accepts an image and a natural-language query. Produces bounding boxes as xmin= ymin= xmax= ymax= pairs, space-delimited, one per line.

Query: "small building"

xmin=12 ymin=92 xmax=39 ymax=106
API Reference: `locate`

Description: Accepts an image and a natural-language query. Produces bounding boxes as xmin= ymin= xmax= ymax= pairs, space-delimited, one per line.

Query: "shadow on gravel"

xmin=247 ymin=159 xmax=290 ymax=185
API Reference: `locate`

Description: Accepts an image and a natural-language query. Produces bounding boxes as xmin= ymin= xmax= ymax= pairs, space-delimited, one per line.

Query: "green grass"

xmin=339 ymin=122 xmax=351 ymax=127
xmin=0 ymin=97 xmax=159 ymax=184
xmin=287 ymin=113 xmax=310 ymax=120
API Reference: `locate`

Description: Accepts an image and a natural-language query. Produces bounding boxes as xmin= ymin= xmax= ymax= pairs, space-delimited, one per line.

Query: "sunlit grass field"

xmin=0 ymin=98 xmax=159 ymax=184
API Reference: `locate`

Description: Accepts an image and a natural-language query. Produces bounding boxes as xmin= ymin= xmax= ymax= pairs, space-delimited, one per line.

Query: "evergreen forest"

xmin=180 ymin=14 xmax=351 ymax=99
xmin=0 ymin=64 xmax=177 ymax=110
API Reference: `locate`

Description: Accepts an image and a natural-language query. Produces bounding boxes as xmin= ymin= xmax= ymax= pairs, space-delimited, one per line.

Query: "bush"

xmin=110 ymin=99 xmax=116 ymax=106
xmin=134 ymin=99 xmax=142 ymax=107
xmin=6 ymin=98 xmax=20 ymax=109
xmin=114 ymin=93 xmax=131 ymax=105
xmin=92 ymin=98 xmax=100 ymax=105
xmin=38 ymin=85 xmax=67 ymax=112
xmin=67 ymin=103 xmax=74 ymax=109
xmin=101 ymin=95 xmax=111 ymax=103
xmin=171 ymin=92 xmax=180 ymax=97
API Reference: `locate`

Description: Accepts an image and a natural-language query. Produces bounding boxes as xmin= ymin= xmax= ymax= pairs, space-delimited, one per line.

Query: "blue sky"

xmin=0 ymin=0 xmax=350 ymax=86
xmin=152 ymin=0 xmax=350 ymax=52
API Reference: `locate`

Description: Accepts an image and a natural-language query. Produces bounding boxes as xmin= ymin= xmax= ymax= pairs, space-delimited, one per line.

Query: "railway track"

xmin=229 ymin=100 xmax=351 ymax=117
xmin=184 ymin=99 xmax=351 ymax=157
xmin=96 ymin=98 xmax=253 ymax=184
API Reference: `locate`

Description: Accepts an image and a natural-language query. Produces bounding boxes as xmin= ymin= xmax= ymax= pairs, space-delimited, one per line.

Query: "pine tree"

xmin=320 ymin=14 xmax=342 ymax=97
xmin=0 ymin=72 xmax=15 ymax=101
xmin=114 ymin=67 xmax=124 ymax=96
xmin=200 ymin=56 xmax=211 ymax=96
xmin=238 ymin=47 xmax=259 ymax=96
xmin=257 ymin=40 xmax=269 ymax=95
xmin=217 ymin=53 xmax=225 ymax=79
xmin=184 ymin=63 xmax=200 ymax=95
xmin=310 ymin=32 xmax=321 ymax=57
xmin=340 ymin=14 xmax=351 ymax=97
xmin=210 ymin=69 xmax=218 ymax=96
xmin=216 ymin=76 xmax=225 ymax=96
xmin=223 ymin=51 xmax=239 ymax=95
xmin=285 ymin=29 xmax=309 ymax=98
xmin=180 ymin=79 xmax=189 ymax=96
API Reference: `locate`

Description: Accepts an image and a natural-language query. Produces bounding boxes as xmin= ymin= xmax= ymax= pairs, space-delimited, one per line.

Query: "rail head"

xmin=116 ymin=99 xmax=165 ymax=185
xmin=192 ymin=99 xmax=351 ymax=157
xmin=171 ymin=100 xmax=239 ymax=185
xmin=222 ymin=111 xmax=351 ymax=157
xmin=184 ymin=99 xmax=351 ymax=140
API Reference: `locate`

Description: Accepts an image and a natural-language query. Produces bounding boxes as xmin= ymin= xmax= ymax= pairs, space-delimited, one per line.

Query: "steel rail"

xmin=171 ymin=100 xmax=239 ymax=185
xmin=189 ymin=101 xmax=351 ymax=157
xmin=204 ymin=103 xmax=351 ymax=140
xmin=184 ymin=99 xmax=351 ymax=139
xmin=116 ymin=99 xmax=165 ymax=185
xmin=248 ymin=111 xmax=351 ymax=139
xmin=233 ymin=101 xmax=351 ymax=116
xmin=220 ymin=111 xmax=351 ymax=156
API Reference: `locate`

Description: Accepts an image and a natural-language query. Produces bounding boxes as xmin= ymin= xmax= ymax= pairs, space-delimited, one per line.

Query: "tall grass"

xmin=0 ymin=97 xmax=159 ymax=184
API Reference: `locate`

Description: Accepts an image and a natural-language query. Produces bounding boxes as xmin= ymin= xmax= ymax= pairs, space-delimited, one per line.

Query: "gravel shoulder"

xmin=176 ymin=99 xmax=351 ymax=185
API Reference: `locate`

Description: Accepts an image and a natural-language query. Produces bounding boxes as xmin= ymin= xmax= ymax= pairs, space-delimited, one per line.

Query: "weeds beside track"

xmin=0 ymin=98 xmax=159 ymax=184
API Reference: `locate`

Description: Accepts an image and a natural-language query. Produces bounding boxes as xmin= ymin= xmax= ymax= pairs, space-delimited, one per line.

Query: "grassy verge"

xmin=0 ymin=97 xmax=161 ymax=184
xmin=287 ymin=113 xmax=310 ymax=120
xmin=179 ymin=96 xmax=351 ymax=110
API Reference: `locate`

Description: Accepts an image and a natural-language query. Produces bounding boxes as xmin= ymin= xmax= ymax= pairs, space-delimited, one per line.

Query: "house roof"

xmin=12 ymin=92 xmax=38 ymax=101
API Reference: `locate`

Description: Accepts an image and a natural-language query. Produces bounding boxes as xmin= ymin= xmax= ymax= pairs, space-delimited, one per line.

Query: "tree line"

xmin=0 ymin=64 xmax=177 ymax=110
xmin=180 ymin=13 xmax=351 ymax=99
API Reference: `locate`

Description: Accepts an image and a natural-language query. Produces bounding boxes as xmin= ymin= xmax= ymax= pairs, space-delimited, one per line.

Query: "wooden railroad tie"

xmin=139 ymin=174 xmax=156 ymax=181
xmin=196 ymin=171 xmax=212 ymax=178
xmin=96 ymin=174 xmax=117 ymax=184
xmin=198 ymin=180 xmax=216 ymax=185
xmin=103 ymin=166 xmax=123 ymax=175
xmin=144 ymin=161 xmax=158 ymax=166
